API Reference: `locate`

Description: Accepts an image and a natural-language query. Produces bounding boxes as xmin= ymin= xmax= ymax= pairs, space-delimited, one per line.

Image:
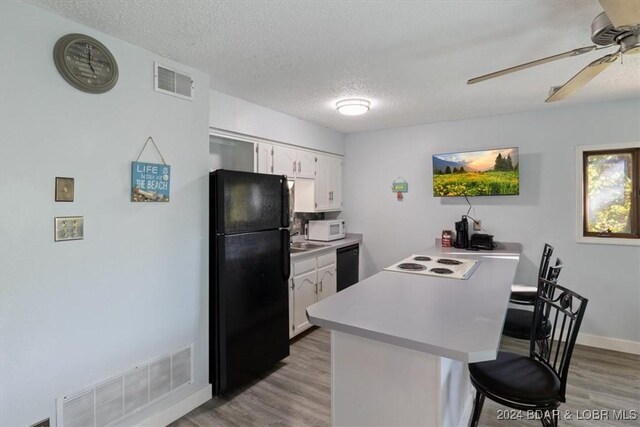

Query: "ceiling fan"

xmin=467 ymin=0 xmax=640 ymax=102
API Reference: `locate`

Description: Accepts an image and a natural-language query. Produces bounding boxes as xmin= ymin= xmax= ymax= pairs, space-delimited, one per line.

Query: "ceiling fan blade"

xmin=545 ymin=52 xmax=620 ymax=102
xmin=599 ymin=0 xmax=640 ymax=29
xmin=467 ymin=46 xmax=598 ymax=84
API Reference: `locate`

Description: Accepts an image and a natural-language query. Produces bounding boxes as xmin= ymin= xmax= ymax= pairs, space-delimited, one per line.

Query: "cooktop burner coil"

xmin=397 ymin=263 xmax=427 ymax=271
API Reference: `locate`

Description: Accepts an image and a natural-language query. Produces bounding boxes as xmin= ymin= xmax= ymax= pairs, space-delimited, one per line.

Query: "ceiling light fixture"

xmin=336 ymin=98 xmax=370 ymax=116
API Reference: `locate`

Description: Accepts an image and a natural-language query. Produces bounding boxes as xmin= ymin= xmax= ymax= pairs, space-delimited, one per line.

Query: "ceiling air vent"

xmin=154 ymin=62 xmax=193 ymax=100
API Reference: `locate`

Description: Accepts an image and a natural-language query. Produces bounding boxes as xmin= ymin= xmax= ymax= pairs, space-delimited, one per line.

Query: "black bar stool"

xmin=510 ymin=243 xmax=553 ymax=305
xmin=503 ymin=259 xmax=563 ymax=340
xmin=469 ymin=279 xmax=589 ymax=427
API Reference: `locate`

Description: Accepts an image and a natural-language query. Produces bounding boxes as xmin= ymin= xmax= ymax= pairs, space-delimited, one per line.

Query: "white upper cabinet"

xmin=314 ymin=155 xmax=331 ymax=211
xmin=301 ymin=153 xmax=341 ymax=212
xmin=209 ymin=130 xmax=341 ymax=212
xmin=296 ymin=150 xmax=316 ymax=179
xmin=273 ymin=145 xmax=298 ymax=177
xmin=295 ymin=153 xmax=342 ymax=213
xmin=273 ymin=145 xmax=316 ymax=179
xmin=327 ymin=155 xmax=342 ymax=210
xmin=256 ymin=142 xmax=274 ymax=174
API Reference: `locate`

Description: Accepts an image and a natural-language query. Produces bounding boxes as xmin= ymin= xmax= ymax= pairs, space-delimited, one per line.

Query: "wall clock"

xmin=53 ymin=33 xmax=118 ymax=94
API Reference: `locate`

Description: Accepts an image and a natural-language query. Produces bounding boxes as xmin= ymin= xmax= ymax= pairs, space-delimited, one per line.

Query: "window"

xmin=581 ymin=146 xmax=639 ymax=241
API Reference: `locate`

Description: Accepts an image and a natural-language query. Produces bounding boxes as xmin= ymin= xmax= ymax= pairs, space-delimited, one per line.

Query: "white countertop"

xmin=306 ymin=243 xmax=521 ymax=363
xmin=290 ymin=233 xmax=362 ymax=259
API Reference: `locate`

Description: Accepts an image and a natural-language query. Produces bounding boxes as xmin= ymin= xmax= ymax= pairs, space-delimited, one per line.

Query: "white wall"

xmin=342 ymin=99 xmax=640 ymax=344
xmin=209 ymin=89 xmax=345 ymax=155
xmin=0 ymin=2 xmax=210 ymax=425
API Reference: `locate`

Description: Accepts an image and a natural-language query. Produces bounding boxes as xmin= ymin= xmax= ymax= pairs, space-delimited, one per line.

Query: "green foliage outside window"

xmin=586 ymin=153 xmax=633 ymax=234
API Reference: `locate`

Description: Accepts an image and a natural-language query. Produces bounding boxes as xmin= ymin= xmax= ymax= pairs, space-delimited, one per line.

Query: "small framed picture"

xmin=55 ymin=177 xmax=74 ymax=202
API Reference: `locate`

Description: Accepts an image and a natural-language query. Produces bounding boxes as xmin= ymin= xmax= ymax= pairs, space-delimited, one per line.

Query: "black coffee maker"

xmin=453 ymin=215 xmax=469 ymax=248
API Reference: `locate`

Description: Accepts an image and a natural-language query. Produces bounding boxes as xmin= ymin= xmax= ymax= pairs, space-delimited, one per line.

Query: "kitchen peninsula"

xmin=307 ymin=243 xmax=521 ymax=427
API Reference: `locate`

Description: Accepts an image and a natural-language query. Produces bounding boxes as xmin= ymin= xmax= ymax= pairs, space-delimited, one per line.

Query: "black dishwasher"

xmin=337 ymin=244 xmax=359 ymax=292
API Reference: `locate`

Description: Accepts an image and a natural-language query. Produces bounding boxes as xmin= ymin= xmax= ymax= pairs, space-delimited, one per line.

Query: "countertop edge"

xmin=307 ymin=313 xmax=479 ymax=363
xmin=291 ymin=233 xmax=362 ymax=259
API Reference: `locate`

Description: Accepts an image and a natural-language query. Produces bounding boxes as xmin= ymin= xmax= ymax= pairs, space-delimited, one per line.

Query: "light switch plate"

xmin=54 ymin=216 xmax=84 ymax=241
xmin=55 ymin=177 xmax=74 ymax=202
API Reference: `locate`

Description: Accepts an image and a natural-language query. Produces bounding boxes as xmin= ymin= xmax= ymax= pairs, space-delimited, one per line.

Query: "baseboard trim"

xmin=577 ymin=333 xmax=640 ymax=355
xmin=137 ymin=384 xmax=212 ymax=427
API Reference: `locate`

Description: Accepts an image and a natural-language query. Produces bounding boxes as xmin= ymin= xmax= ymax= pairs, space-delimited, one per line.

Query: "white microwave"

xmin=306 ymin=220 xmax=346 ymax=241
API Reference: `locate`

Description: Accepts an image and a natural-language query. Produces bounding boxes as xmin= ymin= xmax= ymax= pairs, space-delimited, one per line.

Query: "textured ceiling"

xmin=27 ymin=0 xmax=640 ymax=133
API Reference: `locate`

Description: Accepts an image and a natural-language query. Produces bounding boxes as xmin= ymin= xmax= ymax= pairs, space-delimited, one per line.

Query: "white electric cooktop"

xmin=384 ymin=254 xmax=479 ymax=280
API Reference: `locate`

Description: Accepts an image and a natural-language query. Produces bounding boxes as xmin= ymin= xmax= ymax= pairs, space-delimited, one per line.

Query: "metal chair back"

xmin=537 ymin=243 xmax=554 ymax=283
xmin=530 ymin=279 xmax=588 ymax=402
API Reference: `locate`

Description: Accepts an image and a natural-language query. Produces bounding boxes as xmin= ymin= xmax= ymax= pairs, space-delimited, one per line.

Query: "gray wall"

xmin=210 ymin=89 xmax=345 ymax=155
xmin=342 ymin=99 xmax=640 ymax=343
xmin=1 ymin=2 xmax=210 ymax=425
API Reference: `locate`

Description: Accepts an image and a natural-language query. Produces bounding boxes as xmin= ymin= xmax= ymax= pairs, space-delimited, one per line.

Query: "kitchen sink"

xmin=290 ymin=242 xmax=330 ymax=252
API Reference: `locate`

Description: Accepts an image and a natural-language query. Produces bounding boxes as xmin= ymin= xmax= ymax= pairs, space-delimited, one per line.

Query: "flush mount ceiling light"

xmin=336 ymin=98 xmax=370 ymax=116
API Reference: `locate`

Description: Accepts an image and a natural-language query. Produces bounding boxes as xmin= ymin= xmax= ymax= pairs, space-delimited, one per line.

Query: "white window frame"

xmin=576 ymin=142 xmax=640 ymax=246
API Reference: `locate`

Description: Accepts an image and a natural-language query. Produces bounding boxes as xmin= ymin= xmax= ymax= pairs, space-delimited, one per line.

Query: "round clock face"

xmin=53 ymin=34 xmax=118 ymax=93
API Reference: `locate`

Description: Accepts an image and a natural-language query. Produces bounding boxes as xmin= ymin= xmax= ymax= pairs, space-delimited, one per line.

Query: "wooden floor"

xmin=172 ymin=328 xmax=639 ymax=427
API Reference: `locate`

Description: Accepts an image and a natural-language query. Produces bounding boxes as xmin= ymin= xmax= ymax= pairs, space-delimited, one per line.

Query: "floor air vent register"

xmin=56 ymin=344 xmax=192 ymax=427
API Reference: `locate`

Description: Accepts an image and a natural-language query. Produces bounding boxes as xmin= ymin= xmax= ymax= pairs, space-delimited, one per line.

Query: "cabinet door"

xmin=292 ymin=270 xmax=317 ymax=336
xmin=256 ymin=142 xmax=273 ymax=174
xmin=314 ymin=154 xmax=330 ymax=211
xmin=328 ymin=156 xmax=342 ymax=210
xmin=296 ymin=150 xmax=316 ymax=179
xmin=273 ymin=145 xmax=298 ymax=177
xmin=318 ymin=264 xmax=337 ymax=301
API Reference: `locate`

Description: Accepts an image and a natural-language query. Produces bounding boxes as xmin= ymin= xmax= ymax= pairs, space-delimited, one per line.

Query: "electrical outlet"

xmin=54 ymin=216 xmax=84 ymax=241
xmin=473 ymin=219 xmax=482 ymax=231
xmin=29 ymin=418 xmax=50 ymax=427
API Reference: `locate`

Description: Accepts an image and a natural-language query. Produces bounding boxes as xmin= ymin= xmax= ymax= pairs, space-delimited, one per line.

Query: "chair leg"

xmin=470 ymin=390 xmax=485 ymax=427
xmin=540 ymin=410 xmax=559 ymax=427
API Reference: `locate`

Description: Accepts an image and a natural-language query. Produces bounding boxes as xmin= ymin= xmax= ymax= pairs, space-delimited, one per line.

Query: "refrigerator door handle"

xmin=282 ymin=229 xmax=291 ymax=279
xmin=281 ymin=177 xmax=290 ymax=228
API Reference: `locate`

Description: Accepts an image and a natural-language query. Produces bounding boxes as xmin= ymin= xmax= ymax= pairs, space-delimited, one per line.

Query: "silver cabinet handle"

xmin=293 ymin=161 xmax=296 ymax=174
xmin=298 ymin=161 xmax=301 ymax=173
xmin=314 ymin=283 xmax=318 ymax=295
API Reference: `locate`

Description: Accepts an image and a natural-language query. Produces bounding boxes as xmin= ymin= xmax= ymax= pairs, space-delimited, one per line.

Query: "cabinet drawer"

xmin=293 ymin=257 xmax=316 ymax=276
xmin=317 ymin=251 xmax=336 ymax=268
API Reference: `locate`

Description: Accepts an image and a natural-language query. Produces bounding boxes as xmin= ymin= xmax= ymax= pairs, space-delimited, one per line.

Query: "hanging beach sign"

xmin=392 ymin=177 xmax=408 ymax=201
xmin=131 ymin=137 xmax=171 ymax=202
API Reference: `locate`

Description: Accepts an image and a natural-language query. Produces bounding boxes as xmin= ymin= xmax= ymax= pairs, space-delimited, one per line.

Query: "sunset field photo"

xmin=432 ymin=148 xmax=519 ymax=196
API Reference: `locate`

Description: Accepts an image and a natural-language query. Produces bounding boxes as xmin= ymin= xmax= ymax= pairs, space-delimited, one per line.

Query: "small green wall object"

xmin=391 ymin=178 xmax=408 ymax=193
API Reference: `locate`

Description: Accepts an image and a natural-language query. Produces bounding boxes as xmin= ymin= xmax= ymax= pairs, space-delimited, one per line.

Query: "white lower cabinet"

xmin=291 ymin=270 xmax=317 ymax=336
xmin=289 ymin=251 xmax=337 ymax=338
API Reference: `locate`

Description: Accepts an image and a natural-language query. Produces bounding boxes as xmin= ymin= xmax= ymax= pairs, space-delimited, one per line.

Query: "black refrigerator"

xmin=210 ymin=170 xmax=290 ymax=395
